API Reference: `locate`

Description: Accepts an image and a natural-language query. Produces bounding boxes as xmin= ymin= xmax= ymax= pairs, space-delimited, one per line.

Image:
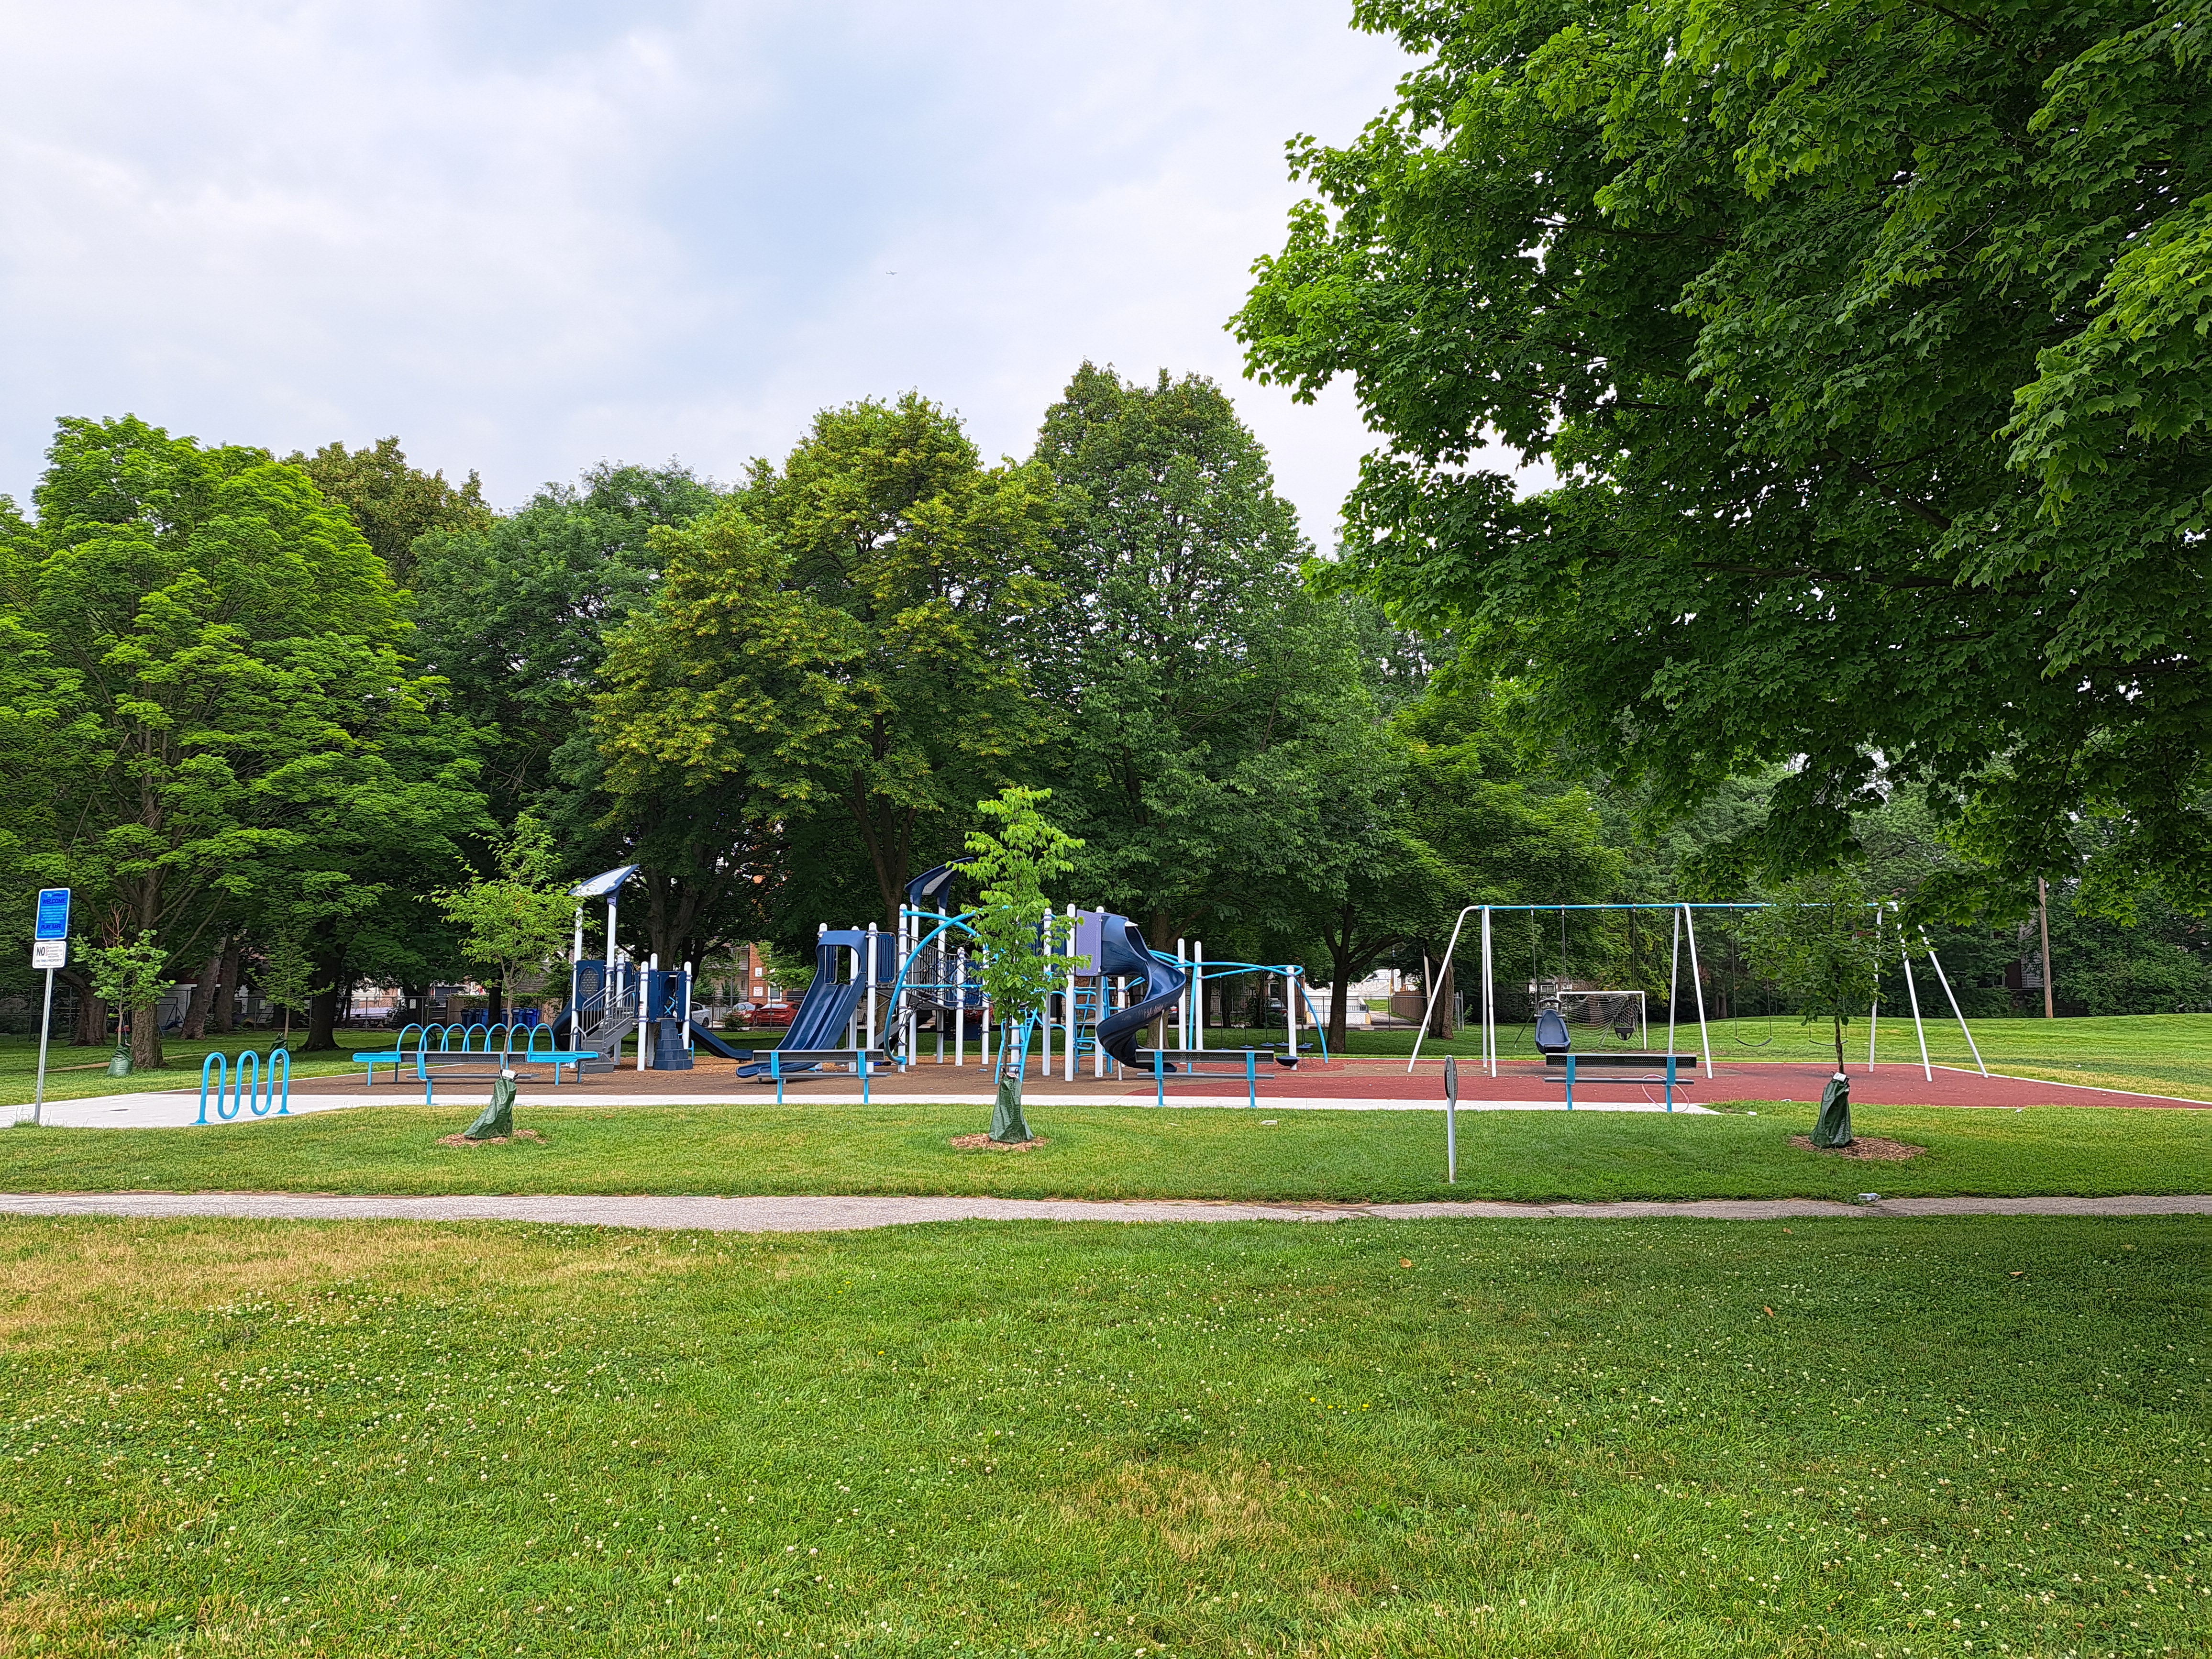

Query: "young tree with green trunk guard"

xmin=83 ymin=932 xmax=173 ymax=1075
xmin=963 ymin=787 xmax=1086 ymax=1145
xmin=1741 ymin=874 xmax=1887 ymax=1146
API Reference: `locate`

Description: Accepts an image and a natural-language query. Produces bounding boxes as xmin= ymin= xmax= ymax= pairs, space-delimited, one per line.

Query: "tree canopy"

xmin=1235 ymin=0 xmax=2212 ymax=918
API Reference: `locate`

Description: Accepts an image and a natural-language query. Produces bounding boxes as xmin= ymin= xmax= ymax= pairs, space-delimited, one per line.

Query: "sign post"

xmin=29 ymin=888 xmax=70 ymax=1128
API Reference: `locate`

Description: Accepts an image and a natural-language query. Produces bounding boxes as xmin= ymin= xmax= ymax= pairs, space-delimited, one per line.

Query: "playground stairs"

xmin=575 ymin=1013 xmax=638 ymax=1074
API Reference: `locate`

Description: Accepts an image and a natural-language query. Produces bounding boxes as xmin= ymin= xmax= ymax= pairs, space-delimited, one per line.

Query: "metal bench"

xmin=762 ymin=1048 xmax=893 ymax=1104
xmin=1136 ymin=1048 xmax=1267 ymax=1108
xmin=1543 ymin=1052 xmax=1697 ymax=1110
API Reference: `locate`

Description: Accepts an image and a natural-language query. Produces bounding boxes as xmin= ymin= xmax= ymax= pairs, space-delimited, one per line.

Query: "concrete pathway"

xmin=0 ymin=1191 xmax=2206 ymax=1233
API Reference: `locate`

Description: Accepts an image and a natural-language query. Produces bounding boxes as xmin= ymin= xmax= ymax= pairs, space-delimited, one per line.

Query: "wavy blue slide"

xmin=735 ymin=929 xmax=876 ymax=1079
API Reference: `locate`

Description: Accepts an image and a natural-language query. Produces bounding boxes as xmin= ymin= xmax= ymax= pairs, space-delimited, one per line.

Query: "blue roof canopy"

xmin=569 ymin=863 xmax=641 ymax=900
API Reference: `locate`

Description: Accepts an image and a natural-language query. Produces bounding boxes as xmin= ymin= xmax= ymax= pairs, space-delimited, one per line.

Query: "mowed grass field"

xmin=6 ymin=1100 xmax=2212 ymax=1203
xmin=1 ymin=1214 xmax=2206 ymax=1657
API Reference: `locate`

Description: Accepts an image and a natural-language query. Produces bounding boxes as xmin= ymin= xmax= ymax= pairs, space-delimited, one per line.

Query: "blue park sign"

xmin=34 ymin=888 xmax=70 ymax=941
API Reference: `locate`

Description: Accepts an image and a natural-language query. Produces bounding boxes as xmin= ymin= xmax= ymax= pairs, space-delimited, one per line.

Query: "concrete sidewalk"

xmin=1 ymin=1190 xmax=2206 ymax=1233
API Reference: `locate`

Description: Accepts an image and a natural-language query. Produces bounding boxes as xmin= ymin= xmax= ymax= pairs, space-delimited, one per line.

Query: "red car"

xmin=745 ymin=1005 xmax=796 ymax=1029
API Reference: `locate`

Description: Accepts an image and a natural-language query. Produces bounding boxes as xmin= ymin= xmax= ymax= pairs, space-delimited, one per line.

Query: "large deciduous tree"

xmin=0 ymin=416 xmax=485 ymax=1064
xmin=1236 ymin=0 xmax=2212 ymax=918
xmin=760 ymin=395 xmax=1062 ymax=931
xmin=290 ymin=436 xmax=491 ymax=587
xmin=1029 ymin=364 xmax=1386 ymax=951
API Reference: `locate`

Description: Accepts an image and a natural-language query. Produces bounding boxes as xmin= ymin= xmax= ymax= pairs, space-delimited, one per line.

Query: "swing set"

xmin=1408 ymin=901 xmax=1989 ymax=1084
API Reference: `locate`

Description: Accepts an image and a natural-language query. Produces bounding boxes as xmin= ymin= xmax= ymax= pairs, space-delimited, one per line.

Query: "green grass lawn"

xmin=6 ymin=1099 xmax=2212 ymax=1203
xmin=2 ymin=1213 xmax=2206 ymax=1656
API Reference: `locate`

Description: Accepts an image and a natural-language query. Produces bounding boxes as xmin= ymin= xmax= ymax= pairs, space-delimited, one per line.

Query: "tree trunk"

xmin=64 ymin=970 xmax=102 ymax=1046
xmin=130 ymin=999 xmax=165 ymax=1070
xmin=1427 ymin=958 xmax=1457 ymax=1039
xmin=180 ymin=951 xmax=222 ymax=1040
xmin=305 ymin=946 xmax=346 ymax=1051
xmin=212 ymin=940 xmax=243 ymax=1034
xmin=487 ymin=982 xmax=506 ymax=1025
xmin=305 ymin=985 xmax=340 ymax=1051
xmin=1327 ymin=937 xmax=1355 ymax=1052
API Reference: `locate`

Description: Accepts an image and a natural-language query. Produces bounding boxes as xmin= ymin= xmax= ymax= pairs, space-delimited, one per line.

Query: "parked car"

xmin=746 ymin=1005 xmax=797 ymax=1029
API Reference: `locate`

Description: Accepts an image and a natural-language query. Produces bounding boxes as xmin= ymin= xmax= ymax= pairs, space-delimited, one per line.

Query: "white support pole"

xmin=979 ymin=945 xmax=991 ymax=1072
xmin=1921 ymin=927 xmax=1988 ymax=1076
xmin=1064 ymin=904 xmax=1079 ymax=1083
xmin=1681 ymin=905 xmax=1714 ymax=1077
xmin=1481 ymin=907 xmax=1496 ymax=1077
xmin=1286 ymin=965 xmax=1299 ymax=1061
xmin=682 ymin=959 xmax=694 ymax=1050
xmin=954 ymin=949 xmax=966 ymax=1070
xmin=636 ymin=951 xmax=650 ymax=1072
xmin=1868 ymin=907 xmax=1881 ymax=1072
xmin=1897 ymin=905 xmax=1933 ymax=1081
xmin=864 ymin=925 xmax=878 ymax=1056
xmin=1111 ymin=975 xmax=1126 ymax=1078
xmin=1174 ymin=939 xmax=1187 ymax=1051
xmin=1407 ymin=906 xmax=1480 ymax=1074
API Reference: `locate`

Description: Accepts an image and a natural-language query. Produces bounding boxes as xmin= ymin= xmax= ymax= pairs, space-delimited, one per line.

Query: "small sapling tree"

xmin=963 ymin=786 xmax=1087 ymax=1144
xmin=435 ymin=818 xmax=577 ymax=1049
xmin=84 ymin=931 xmax=176 ymax=1074
xmin=1740 ymin=872 xmax=1886 ymax=1146
xmin=259 ymin=932 xmax=329 ymax=1051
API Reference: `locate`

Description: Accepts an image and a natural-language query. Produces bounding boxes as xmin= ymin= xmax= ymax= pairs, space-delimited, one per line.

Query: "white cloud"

xmin=0 ymin=0 xmax=1530 ymax=539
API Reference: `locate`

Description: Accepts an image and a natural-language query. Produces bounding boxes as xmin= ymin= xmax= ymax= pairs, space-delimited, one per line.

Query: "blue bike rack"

xmin=196 ymin=1049 xmax=293 ymax=1125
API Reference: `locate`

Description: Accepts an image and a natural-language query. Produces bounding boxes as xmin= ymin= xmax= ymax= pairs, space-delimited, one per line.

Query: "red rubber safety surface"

xmin=1134 ymin=1061 xmax=2209 ymax=1109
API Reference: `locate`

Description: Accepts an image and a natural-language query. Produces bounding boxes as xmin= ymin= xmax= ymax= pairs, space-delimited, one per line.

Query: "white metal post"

xmin=864 ymin=925 xmax=878 ymax=1055
xmin=1921 ymin=928 xmax=1988 ymax=1076
xmin=1093 ymin=911 xmax=1106 ymax=1079
xmin=954 ymin=949 xmax=966 ymax=1070
xmin=682 ymin=959 xmax=694 ymax=1050
xmin=636 ymin=951 xmax=650 ymax=1072
xmin=1681 ymin=905 xmax=1714 ymax=1077
xmin=1480 ymin=907 xmax=1495 ymax=1077
xmin=1897 ymin=906 xmax=1933 ymax=1081
xmin=1064 ymin=904 xmax=1078 ymax=1082
xmin=1286 ymin=965 xmax=1299 ymax=1060
xmin=30 ymin=966 xmax=56 ymax=1126
xmin=978 ymin=945 xmax=991 ymax=1072
xmin=1406 ymin=906 xmax=1480 ymax=1073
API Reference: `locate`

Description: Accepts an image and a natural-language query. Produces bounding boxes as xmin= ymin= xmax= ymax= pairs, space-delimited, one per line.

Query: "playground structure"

xmin=532 ymin=859 xmax=1327 ymax=1093
xmin=1409 ymin=902 xmax=1991 ymax=1089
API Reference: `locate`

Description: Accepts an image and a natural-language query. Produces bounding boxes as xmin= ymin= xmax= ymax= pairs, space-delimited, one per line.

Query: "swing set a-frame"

xmin=1407 ymin=901 xmax=1988 ymax=1083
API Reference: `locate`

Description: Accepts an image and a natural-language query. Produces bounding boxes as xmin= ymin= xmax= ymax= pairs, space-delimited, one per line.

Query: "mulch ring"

xmin=1790 ymin=1133 xmax=1925 ymax=1162
xmin=948 ymin=1133 xmax=1051 ymax=1153
xmin=436 ymin=1129 xmax=549 ymax=1149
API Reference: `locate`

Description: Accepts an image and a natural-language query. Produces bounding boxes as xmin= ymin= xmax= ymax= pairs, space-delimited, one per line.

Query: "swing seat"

xmin=1534 ymin=1007 xmax=1571 ymax=1054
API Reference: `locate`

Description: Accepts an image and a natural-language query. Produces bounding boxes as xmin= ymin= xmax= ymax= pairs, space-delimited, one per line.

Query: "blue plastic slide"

xmin=686 ymin=1018 xmax=750 ymax=1061
xmin=735 ymin=929 xmax=877 ymax=1078
xmin=1094 ymin=915 xmax=1190 ymax=1070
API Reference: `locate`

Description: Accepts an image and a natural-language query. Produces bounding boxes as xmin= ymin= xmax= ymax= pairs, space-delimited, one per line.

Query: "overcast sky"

xmin=0 ymin=0 xmax=1430 ymax=544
